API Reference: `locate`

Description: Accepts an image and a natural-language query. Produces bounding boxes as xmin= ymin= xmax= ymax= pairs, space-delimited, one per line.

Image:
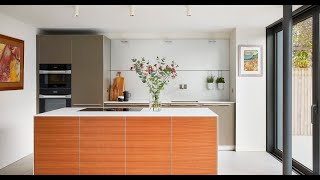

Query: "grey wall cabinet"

xmin=38 ymin=35 xmax=72 ymax=64
xmin=71 ymin=35 xmax=110 ymax=107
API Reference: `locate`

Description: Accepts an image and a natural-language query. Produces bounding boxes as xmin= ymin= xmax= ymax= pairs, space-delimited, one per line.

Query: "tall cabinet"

xmin=71 ymin=35 xmax=110 ymax=107
xmin=37 ymin=35 xmax=111 ymax=109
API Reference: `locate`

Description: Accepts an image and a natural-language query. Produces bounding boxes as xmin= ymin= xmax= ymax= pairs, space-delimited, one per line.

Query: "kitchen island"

xmin=34 ymin=108 xmax=218 ymax=175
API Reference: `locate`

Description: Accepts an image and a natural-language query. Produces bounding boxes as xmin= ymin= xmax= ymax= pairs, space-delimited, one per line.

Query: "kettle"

xmin=123 ymin=91 xmax=131 ymax=101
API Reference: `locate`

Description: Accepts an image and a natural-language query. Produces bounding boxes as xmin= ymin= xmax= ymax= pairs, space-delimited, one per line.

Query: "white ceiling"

xmin=0 ymin=5 xmax=302 ymax=35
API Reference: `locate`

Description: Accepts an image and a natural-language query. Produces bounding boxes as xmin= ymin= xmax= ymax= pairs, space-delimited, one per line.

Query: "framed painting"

xmin=238 ymin=45 xmax=263 ymax=77
xmin=0 ymin=34 xmax=24 ymax=90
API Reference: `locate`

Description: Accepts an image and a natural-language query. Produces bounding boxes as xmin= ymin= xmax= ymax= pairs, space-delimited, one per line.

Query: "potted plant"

xmin=216 ymin=77 xmax=225 ymax=90
xmin=207 ymin=74 xmax=215 ymax=90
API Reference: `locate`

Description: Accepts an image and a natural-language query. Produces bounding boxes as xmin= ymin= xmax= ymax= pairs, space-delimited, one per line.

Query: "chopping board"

xmin=111 ymin=72 xmax=125 ymax=100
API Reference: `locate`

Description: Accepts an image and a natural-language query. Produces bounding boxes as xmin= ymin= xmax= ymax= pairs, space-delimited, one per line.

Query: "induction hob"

xmin=79 ymin=107 xmax=143 ymax=112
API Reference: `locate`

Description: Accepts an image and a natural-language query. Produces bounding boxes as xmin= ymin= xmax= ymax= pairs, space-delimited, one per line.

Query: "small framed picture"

xmin=238 ymin=45 xmax=263 ymax=77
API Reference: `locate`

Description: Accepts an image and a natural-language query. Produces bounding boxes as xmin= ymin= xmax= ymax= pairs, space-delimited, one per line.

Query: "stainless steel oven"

xmin=39 ymin=64 xmax=72 ymax=113
xmin=39 ymin=94 xmax=71 ymax=113
xmin=39 ymin=64 xmax=71 ymax=90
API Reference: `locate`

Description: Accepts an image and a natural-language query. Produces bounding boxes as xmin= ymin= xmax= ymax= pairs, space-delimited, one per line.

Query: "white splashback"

xmin=110 ymin=39 xmax=230 ymax=101
xmin=111 ymin=70 xmax=229 ymax=101
xmin=111 ymin=39 xmax=229 ymax=70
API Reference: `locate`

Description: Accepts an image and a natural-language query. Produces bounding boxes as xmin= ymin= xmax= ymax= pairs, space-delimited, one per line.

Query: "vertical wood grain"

xmin=172 ymin=117 xmax=217 ymax=175
xmin=126 ymin=117 xmax=171 ymax=175
xmin=34 ymin=117 xmax=79 ymax=175
xmin=79 ymin=117 xmax=125 ymax=175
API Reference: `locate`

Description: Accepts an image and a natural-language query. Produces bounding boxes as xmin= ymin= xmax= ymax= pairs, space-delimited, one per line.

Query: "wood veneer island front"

xmin=34 ymin=108 xmax=218 ymax=175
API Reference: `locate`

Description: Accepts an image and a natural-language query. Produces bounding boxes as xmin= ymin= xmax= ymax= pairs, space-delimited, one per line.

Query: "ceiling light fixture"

xmin=129 ymin=5 xmax=135 ymax=16
xmin=73 ymin=5 xmax=80 ymax=17
xmin=186 ymin=5 xmax=191 ymax=16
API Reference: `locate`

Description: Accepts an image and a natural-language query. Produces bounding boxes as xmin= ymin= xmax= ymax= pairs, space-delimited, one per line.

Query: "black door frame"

xmin=266 ymin=5 xmax=320 ymax=175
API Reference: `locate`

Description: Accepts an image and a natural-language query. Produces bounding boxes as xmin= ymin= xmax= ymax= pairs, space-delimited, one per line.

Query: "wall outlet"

xmin=184 ymin=84 xmax=187 ymax=89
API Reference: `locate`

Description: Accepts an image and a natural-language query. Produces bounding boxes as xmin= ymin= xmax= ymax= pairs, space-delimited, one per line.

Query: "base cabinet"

xmin=172 ymin=117 xmax=217 ymax=175
xmin=126 ymin=117 xmax=170 ymax=175
xmin=80 ymin=117 xmax=125 ymax=175
xmin=34 ymin=117 xmax=79 ymax=175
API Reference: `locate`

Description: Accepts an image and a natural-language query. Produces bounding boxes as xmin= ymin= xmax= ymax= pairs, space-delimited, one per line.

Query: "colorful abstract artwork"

xmin=0 ymin=34 xmax=24 ymax=90
xmin=238 ymin=45 xmax=262 ymax=77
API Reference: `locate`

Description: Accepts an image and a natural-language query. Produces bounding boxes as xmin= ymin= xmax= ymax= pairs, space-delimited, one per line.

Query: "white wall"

xmin=0 ymin=13 xmax=37 ymax=169
xmin=234 ymin=27 xmax=266 ymax=151
xmin=110 ymin=39 xmax=230 ymax=101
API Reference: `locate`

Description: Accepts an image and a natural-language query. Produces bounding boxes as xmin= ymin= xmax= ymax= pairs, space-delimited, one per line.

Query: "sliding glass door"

xmin=267 ymin=5 xmax=320 ymax=175
xmin=276 ymin=17 xmax=313 ymax=172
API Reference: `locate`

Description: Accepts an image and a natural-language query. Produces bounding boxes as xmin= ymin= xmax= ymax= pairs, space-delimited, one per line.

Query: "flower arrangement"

xmin=130 ymin=56 xmax=179 ymax=111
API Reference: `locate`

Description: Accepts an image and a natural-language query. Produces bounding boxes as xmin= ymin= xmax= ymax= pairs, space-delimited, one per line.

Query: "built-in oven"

xmin=39 ymin=64 xmax=71 ymax=90
xmin=39 ymin=64 xmax=72 ymax=113
xmin=39 ymin=95 xmax=71 ymax=113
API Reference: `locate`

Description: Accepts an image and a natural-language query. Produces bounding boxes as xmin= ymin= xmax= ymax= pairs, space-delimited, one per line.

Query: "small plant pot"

xmin=207 ymin=83 xmax=214 ymax=90
xmin=217 ymin=83 xmax=224 ymax=90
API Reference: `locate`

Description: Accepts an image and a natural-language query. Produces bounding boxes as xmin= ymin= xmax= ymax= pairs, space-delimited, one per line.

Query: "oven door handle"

xmin=39 ymin=95 xmax=71 ymax=99
xmin=39 ymin=70 xmax=71 ymax=74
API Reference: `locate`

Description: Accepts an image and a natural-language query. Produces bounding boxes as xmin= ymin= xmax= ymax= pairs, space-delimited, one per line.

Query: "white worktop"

xmin=35 ymin=107 xmax=218 ymax=117
xmin=104 ymin=100 xmax=235 ymax=104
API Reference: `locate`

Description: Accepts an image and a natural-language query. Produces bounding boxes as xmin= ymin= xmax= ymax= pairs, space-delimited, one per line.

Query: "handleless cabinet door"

xmin=38 ymin=35 xmax=72 ymax=64
xmin=34 ymin=117 xmax=79 ymax=175
xmin=80 ymin=117 xmax=125 ymax=175
xmin=210 ymin=104 xmax=235 ymax=146
xmin=126 ymin=117 xmax=171 ymax=175
xmin=172 ymin=117 xmax=217 ymax=175
xmin=72 ymin=36 xmax=103 ymax=106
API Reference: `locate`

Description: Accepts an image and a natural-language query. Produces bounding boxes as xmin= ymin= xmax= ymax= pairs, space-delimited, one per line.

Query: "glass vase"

xmin=149 ymin=90 xmax=162 ymax=111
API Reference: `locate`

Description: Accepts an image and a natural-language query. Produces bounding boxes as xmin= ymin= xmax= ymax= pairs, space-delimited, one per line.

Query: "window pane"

xmin=292 ymin=17 xmax=313 ymax=170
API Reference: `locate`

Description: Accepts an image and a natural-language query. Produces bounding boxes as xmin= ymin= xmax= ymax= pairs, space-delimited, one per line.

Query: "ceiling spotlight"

xmin=73 ymin=5 xmax=79 ymax=17
xmin=129 ymin=5 xmax=135 ymax=16
xmin=186 ymin=5 xmax=191 ymax=16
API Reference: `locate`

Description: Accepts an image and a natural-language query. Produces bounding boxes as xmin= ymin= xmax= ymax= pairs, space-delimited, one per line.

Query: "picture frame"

xmin=238 ymin=45 xmax=263 ymax=77
xmin=0 ymin=34 xmax=24 ymax=91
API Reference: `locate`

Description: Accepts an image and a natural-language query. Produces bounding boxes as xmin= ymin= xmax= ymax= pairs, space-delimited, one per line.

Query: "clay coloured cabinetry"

xmin=37 ymin=35 xmax=111 ymax=108
xmin=34 ymin=116 xmax=217 ymax=175
xmin=37 ymin=35 xmax=72 ymax=64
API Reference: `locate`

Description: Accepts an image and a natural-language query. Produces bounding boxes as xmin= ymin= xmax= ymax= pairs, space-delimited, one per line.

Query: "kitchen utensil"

xmin=113 ymin=72 xmax=125 ymax=96
xmin=123 ymin=91 xmax=131 ymax=101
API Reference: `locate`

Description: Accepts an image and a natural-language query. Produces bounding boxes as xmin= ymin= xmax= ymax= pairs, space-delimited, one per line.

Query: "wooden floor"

xmin=0 ymin=152 xmax=297 ymax=175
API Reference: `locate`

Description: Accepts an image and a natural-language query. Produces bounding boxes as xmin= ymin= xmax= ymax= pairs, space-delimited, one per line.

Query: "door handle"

xmin=311 ymin=104 xmax=317 ymax=124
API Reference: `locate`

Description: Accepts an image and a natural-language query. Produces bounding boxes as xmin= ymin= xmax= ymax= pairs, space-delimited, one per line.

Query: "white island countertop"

xmin=35 ymin=107 xmax=218 ymax=117
xmin=104 ymin=100 xmax=235 ymax=104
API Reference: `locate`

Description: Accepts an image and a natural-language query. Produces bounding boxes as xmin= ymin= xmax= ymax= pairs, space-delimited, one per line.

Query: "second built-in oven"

xmin=39 ymin=94 xmax=71 ymax=113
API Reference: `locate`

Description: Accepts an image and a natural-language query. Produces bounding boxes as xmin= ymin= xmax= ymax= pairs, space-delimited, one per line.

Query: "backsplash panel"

xmin=110 ymin=39 xmax=230 ymax=101
xmin=111 ymin=70 xmax=229 ymax=101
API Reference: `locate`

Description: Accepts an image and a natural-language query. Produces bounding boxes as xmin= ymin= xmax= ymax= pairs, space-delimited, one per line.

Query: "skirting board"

xmin=218 ymin=145 xmax=235 ymax=151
